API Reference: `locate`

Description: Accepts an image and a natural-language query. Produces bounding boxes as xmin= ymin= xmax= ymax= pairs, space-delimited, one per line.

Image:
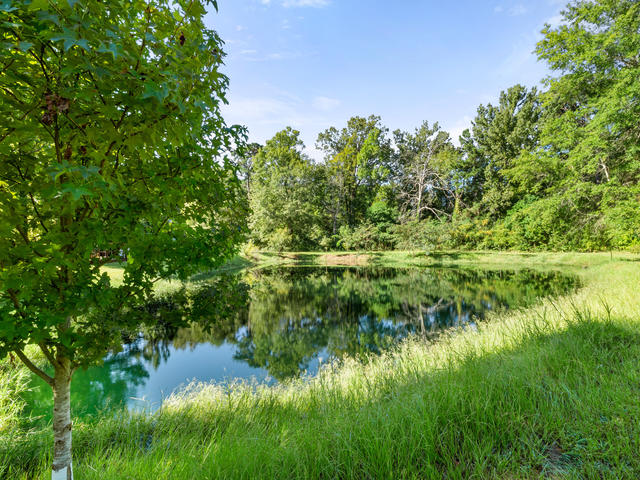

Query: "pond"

xmin=24 ymin=266 xmax=577 ymax=420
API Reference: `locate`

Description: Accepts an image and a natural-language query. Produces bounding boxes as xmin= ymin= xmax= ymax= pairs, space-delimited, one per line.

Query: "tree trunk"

xmin=52 ymin=358 xmax=73 ymax=480
xmin=415 ymin=187 xmax=422 ymax=221
xmin=600 ymin=159 xmax=610 ymax=182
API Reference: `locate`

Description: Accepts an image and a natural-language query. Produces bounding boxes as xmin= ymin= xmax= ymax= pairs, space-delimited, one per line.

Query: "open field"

xmin=1 ymin=251 xmax=639 ymax=479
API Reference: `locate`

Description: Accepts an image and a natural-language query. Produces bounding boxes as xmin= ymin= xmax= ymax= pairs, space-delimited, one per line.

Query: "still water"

xmin=24 ymin=266 xmax=576 ymax=420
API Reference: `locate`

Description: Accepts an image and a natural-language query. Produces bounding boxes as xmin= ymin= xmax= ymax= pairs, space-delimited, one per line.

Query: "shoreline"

xmin=2 ymin=251 xmax=639 ymax=478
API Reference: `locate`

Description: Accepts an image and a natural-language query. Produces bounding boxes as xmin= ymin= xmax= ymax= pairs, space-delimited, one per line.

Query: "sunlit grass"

xmin=251 ymin=249 xmax=633 ymax=271
xmin=2 ymin=252 xmax=640 ymax=478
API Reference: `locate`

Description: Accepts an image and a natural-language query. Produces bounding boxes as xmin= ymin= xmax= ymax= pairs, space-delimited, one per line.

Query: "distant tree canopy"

xmin=248 ymin=128 xmax=327 ymax=251
xmin=244 ymin=0 xmax=640 ymax=252
xmin=459 ymin=85 xmax=541 ymax=220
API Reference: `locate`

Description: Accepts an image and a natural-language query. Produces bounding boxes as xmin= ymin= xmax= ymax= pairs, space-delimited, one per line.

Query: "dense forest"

xmin=237 ymin=1 xmax=640 ymax=252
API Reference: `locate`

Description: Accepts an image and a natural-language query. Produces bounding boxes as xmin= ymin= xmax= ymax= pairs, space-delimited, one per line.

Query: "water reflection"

xmin=24 ymin=266 xmax=576 ymax=419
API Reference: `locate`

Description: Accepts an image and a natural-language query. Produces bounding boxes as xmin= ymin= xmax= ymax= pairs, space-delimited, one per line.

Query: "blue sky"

xmin=207 ymin=0 xmax=565 ymax=159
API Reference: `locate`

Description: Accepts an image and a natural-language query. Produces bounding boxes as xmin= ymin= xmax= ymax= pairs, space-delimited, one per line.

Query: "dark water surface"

xmin=24 ymin=266 xmax=577 ymax=420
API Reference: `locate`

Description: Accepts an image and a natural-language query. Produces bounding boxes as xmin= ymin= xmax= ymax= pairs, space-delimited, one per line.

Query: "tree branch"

xmin=29 ymin=47 xmax=50 ymax=83
xmin=1 ymin=58 xmax=15 ymax=75
xmin=5 ymin=292 xmax=60 ymax=374
xmin=14 ymin=350 xmax=54 ymax=387
xmin=14 ymin=225 xmax=45 ymax=257
xmin=13 ymin=162 xmax=50 ymax=233
xmin=39 ymin=342 xmax=60 ymax=370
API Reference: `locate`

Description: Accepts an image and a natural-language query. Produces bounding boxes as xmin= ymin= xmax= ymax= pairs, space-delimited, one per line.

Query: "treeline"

xmin=235 ymin=0 xmax=640 ymax=252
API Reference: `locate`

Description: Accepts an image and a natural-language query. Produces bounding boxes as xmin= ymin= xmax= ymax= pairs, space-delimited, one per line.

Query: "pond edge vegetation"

xmin=2 ymin=251 xmax=640 ymax=478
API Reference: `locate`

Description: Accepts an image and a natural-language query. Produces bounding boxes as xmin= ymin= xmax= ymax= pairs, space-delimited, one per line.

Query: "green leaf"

xmin=141 ymin=81 xmax=169 ymax=102
xmin=28 ymin=0 xmax=48 ymax=10
xmin=50 ymin=32 xmax=76 ymax=51
xmin=18 ymin=41 xmax=33 ymax=52
xmin=0 ymin=0 xmax=17 ymax=12
xmin=97 ymin=43 xmax=122 ymax=59
xmin=60 ymin=184 xmax=93 ymax=200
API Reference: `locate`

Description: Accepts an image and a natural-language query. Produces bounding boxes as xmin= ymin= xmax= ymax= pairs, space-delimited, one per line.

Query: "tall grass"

xmin=0 ymin=353 xmax=48 ymax=480
xmin=2 ymin=253 xmax=640 ymax=478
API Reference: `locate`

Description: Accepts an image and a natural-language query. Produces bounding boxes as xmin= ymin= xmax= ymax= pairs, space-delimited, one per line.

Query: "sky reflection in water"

xmin=24 ymin=266 xmax=577 ymax=420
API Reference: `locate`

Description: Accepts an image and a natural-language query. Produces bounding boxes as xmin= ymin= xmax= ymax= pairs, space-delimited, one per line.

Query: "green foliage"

xmin=247 ymin=1 xmax=640 ymax=253
xmin=317 ymin=115 xmax=392 ymax=230
xmin=459 ymin=84 xmax=541 ymax=219
xmin=0 ymin=0 xmax=243 ymax=470
xmin=0 ymin=0 xmax=244 ymax=362
xmin=601 ymin=187 xmax=640 ymax=249
xmin=248 ymin=128 xmax=328 ymax=251
xmin=536 ymin=0 xmax=640 ymax=188
xmin=337 ymin=200 xmax=398 ymax=250
xmin=509 ymin=0 xmax=640 ymax=251
xmin=390 ymin=220 xmax=450 ymax=250
xmin=3 ymin=254 xmax=640 ymax=479
xmin=393 ymin=121 xmax=459 ymax=221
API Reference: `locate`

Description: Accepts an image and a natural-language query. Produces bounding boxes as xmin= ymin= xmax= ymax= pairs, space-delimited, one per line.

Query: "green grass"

xmin=247 ymin=249 xmax=631 ymax=271
xmin=2 ymin=252 xmax=640 ymax=479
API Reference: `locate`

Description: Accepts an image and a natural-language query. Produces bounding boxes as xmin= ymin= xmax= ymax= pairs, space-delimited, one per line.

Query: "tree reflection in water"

xmin=229 ymin=267 xmax=576 ymax=379
xmin=23 ymin=267 xmax=576 ymax=419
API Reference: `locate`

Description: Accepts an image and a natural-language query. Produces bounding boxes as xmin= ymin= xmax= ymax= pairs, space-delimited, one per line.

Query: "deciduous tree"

xmin=317 ymin=115 xmax=392 ymax=230
xmin=459 ymin=85 xmax=541 ymax=219
xmin=0 ymin=1 xmax=244 ymax=477
xmin=394 ymin=121 xmax=458 ymax=221
xmin=249 ymin=128 xmax=327 ymax=251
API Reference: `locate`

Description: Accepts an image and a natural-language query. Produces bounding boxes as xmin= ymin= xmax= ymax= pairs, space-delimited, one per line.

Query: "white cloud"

xmin=495 ymin=5 xmax=565 ymax=80
xmin=281 ymin=0 xmax=330 ymax=6
xmin=544 ymin=14 xmax=564 ymax=28
xmin=221 ymin=92 xmax=342 ymax=160
xmin=508 ymin=4 xmax=528 ymax=16
xmin=223 ymin=97 xmax=298 ymax=125
xmin=497 ymin=39 xmax=536 ymax=77
xmin=222 ymin=94 xmax=331 ymax=130
xmin=257 ymin=0 xmax=330 ymax=10
xmin=231 ymin=50 xmax=302 ymax=62
xmin=494 ymin=3 xmax=530 ymax=16
xmin=447 ymin=115 xmax=473 ymax=146
xmin=312 ymin=96 xmax=341 ymax=112
xmin=266 ymin=52 xmax=285 ymax=60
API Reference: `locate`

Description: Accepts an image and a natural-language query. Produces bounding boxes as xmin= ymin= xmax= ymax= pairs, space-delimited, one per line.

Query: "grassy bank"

xmin=2 ymin=252 xmax=640 ymax=478
xmin=244 ymin=249 xmax=630 ymax=271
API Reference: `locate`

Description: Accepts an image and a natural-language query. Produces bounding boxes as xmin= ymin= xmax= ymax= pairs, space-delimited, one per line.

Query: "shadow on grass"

xmin=5 ymin=317 xmax=640 ymax=479
xmin=188 ymin=256 xmax=254 ymax=282
xmin=366 ymin=250 xmax=469 ymax=268
xmin=290 ymin=253 xmax=318 ymax=265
